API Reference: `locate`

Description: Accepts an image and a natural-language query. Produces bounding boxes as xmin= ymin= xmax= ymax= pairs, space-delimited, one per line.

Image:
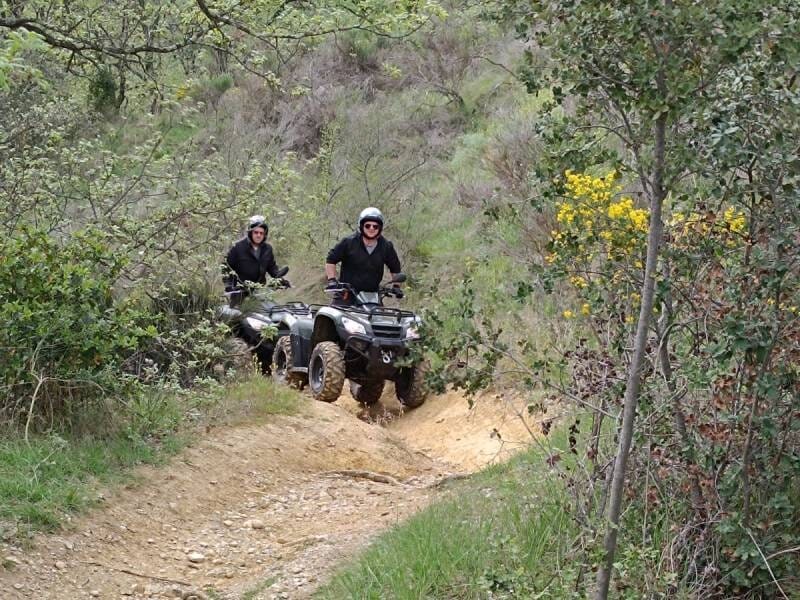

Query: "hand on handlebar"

xmin=325 ymin=278 xmax=340 ymax=291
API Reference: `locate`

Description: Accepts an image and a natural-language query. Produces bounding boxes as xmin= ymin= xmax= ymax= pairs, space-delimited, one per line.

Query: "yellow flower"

xmin=723 ymin=206 xmax=746 ymax=233
xmin=581 ymin=303 xmax=591 ymax=316
xmin=563 ymin=310 xmax=574 ymax=319
xmin=626 ymin=315 xmax=635 ymax=323
xmin=570 ymin=275 xmax=588 ymax=288
xmin=629 ymin=208 xmax=649 ymax=231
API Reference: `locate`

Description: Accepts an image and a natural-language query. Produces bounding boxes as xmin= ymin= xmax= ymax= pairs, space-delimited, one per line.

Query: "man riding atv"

xmin=224 ymin=215 xmax=290 ymax=306
xmin=222 ymin=215 xmax=293 ymax=372
xmin=324 ymin=207 xmax=403 ymax=304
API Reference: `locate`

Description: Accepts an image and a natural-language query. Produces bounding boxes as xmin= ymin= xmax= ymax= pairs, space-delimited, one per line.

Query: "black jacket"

xmin=326 ymin=232 xmax=401 ymax=293
xmin=225 ymin=237 xmax=280 ymax=285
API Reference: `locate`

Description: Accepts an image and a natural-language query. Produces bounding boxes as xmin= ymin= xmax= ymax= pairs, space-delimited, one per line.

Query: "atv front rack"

xmin=357 ymin=306 xmax=416 ymax=320
xmin=308 ymin=304 xmax=415 ymax=320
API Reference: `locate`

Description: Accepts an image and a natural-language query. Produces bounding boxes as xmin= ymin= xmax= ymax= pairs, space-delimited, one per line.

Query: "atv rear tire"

xmin=350 ymin=380 xmax=385 ymax=406
xmin=395 ymin=361 xmax=428 ymax=408
xmin=272 ymin=336 xmax=306 ymax=389
xmin=309 ymin=341 xmax=345 ymax=402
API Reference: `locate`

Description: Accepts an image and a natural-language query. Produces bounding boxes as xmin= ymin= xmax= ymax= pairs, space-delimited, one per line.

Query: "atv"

xmin=275 ymin=274 xmax=428 ymax=408
xmin=217 ymin=267 xmax=312 ymax=374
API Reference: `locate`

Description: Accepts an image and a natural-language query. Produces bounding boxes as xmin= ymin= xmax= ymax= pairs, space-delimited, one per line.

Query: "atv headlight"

xmin=342 ymin=316 xmax=367 ymax=335
xmin=405 ymin=326 xmax=420 ymax=340
xmin=245 ymin=316 xmax=269 ymax=331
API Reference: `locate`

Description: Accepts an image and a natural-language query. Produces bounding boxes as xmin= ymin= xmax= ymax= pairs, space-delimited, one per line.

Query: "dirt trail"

xmin=1 ymin=387 xmax=537 ymax=600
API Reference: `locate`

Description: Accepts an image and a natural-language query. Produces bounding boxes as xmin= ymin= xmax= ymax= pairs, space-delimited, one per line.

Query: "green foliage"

xmin=0 ymin=29 xmax=46 ymax=90
xmin=88 ymin=66 xmax=118 ymax=114
xmin=0 ymin=226 xmax=155 ymax=426
xmin=418 ymin=0 xmax=800 ymax=596
xmin=336 ymin=30 xmax=381 ymax=70
xmin=1 ymin=0 xmax=446 ymax=98
xmin=188 ymin=73 xmax=235 ymax=107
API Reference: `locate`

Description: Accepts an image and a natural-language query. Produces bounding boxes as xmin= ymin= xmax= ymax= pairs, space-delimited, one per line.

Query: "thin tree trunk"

xmin=594 ymin=112 xmax=667 ymax=600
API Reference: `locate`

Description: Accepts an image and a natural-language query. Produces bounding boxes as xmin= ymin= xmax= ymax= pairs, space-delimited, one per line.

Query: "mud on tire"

xmin=272 ymin=336 xmax=306 ymax=389
xmin=309 ymin=341 xmax=345 ymax=402
xmin=395 ymin=360 xmax=429 ymax=408
xmin=350 ymin=380 xmax=385 ymax=406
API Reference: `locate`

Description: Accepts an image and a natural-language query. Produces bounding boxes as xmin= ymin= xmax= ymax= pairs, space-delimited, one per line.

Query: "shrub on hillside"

xmin=0 ymin=226 xmax=156 ymax=428
xmin=0 ymin=227 xmax=235 ymax=432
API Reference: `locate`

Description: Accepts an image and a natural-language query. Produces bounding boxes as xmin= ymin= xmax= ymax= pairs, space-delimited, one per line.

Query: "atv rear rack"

xmin=269 ymin=302 xmax=312 ymax=317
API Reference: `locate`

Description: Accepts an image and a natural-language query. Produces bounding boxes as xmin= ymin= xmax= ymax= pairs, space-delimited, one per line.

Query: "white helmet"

xmin=247 ymin=215 xmax=268 ymax=238
xmin=358 ymin=207 xmax=384 ymax=233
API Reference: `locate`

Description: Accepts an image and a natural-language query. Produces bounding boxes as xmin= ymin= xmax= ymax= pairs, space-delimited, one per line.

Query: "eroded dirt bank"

xmin=1 ymin=388 xmax=537 ymax=599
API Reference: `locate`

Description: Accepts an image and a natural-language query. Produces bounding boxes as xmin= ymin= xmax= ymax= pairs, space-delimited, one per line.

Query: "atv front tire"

xmin=395 ymin=361 xmax=428 ymax=408
xmin=272 ymin=336 xmax=306 ymax=389
xmin=309 ymin=341 xmax=345 ymax=402
xmin=350 ymin=380 xmax=385 ymax=406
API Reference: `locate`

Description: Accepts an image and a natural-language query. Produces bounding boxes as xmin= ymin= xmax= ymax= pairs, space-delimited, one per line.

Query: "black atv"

xmin=217 ymin=267 xmax=312 ymax=374
xmin=274 ymin=274 xmax=428 ymax=408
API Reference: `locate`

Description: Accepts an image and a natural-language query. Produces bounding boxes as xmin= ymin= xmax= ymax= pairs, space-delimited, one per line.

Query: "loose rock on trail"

xmin=1 ymin=387 xmax=538 ymax=599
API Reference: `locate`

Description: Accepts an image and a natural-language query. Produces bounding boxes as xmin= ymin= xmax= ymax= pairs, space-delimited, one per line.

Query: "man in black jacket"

xmin=224 ymin=215 xmax=286 ymax=305
xmin=325 ymin=207 xmax=402 ymax=303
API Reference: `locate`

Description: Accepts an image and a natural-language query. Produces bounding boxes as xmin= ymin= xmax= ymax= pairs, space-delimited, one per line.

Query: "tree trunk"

xmin=594 ymin=112 xmax=667 ymax=600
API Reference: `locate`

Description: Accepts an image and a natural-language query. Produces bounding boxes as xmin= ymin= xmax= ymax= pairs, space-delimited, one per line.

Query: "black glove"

xmin=325 ymin=278 xmax=340 ymax=290
xmin=279 ymin=278 xmax=291 ymax=288
xmin=392 ymin=287 xmax=404 ymax=299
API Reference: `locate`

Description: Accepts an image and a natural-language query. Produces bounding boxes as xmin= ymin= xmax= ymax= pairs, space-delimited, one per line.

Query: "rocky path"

xmin=1 ymin=388 xmax=536 ymax=599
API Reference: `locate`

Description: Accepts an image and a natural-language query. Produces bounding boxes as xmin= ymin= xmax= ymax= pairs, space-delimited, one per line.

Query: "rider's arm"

xmin=265 ymin=245 xmax=281 ymax=278
xmin=325 ymin=263 xmax=338 ymax=280
xmin=385 ymin=242 xmax=402 ymax=282
xmin=325 ymin=237 xmax=347 ymax=281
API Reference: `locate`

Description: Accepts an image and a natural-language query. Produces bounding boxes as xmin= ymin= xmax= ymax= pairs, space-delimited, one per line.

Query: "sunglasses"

xmin=251 ymin=230 xmax=265 ymax=235
xmin=363 ymin=223 xmax=381 ymax=230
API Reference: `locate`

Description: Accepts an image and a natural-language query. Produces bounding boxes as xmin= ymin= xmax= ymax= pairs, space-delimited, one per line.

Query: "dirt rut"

xmin=1 ymin=388 xmax=537 ymax=599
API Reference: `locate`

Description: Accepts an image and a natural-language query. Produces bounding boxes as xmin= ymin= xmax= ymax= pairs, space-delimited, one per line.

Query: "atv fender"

xmin=289 ymin=318 xmax=313 ymax=369
xmin=311 ymin=310 xmax=341 ymax=348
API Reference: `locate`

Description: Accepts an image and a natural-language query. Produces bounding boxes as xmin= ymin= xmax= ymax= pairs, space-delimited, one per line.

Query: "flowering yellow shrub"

xmin=669 ymin=207 xmax=747 ymax=240
xmin=547 ymin=169 xmax=648 ymax=322
xmin=547 ymin=169 xmax=750 ymax=322
xmin=553 ymin=170 xmax=649 ymax=260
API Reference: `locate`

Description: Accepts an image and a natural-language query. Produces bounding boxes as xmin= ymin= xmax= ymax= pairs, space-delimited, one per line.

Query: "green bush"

xmin=0 ymin=226 xmax=155 ymax=428
xmin=131 ymin=279 xmax=231 ymax=388
xmin=88 ymin=66 xmax=118 ymax=114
